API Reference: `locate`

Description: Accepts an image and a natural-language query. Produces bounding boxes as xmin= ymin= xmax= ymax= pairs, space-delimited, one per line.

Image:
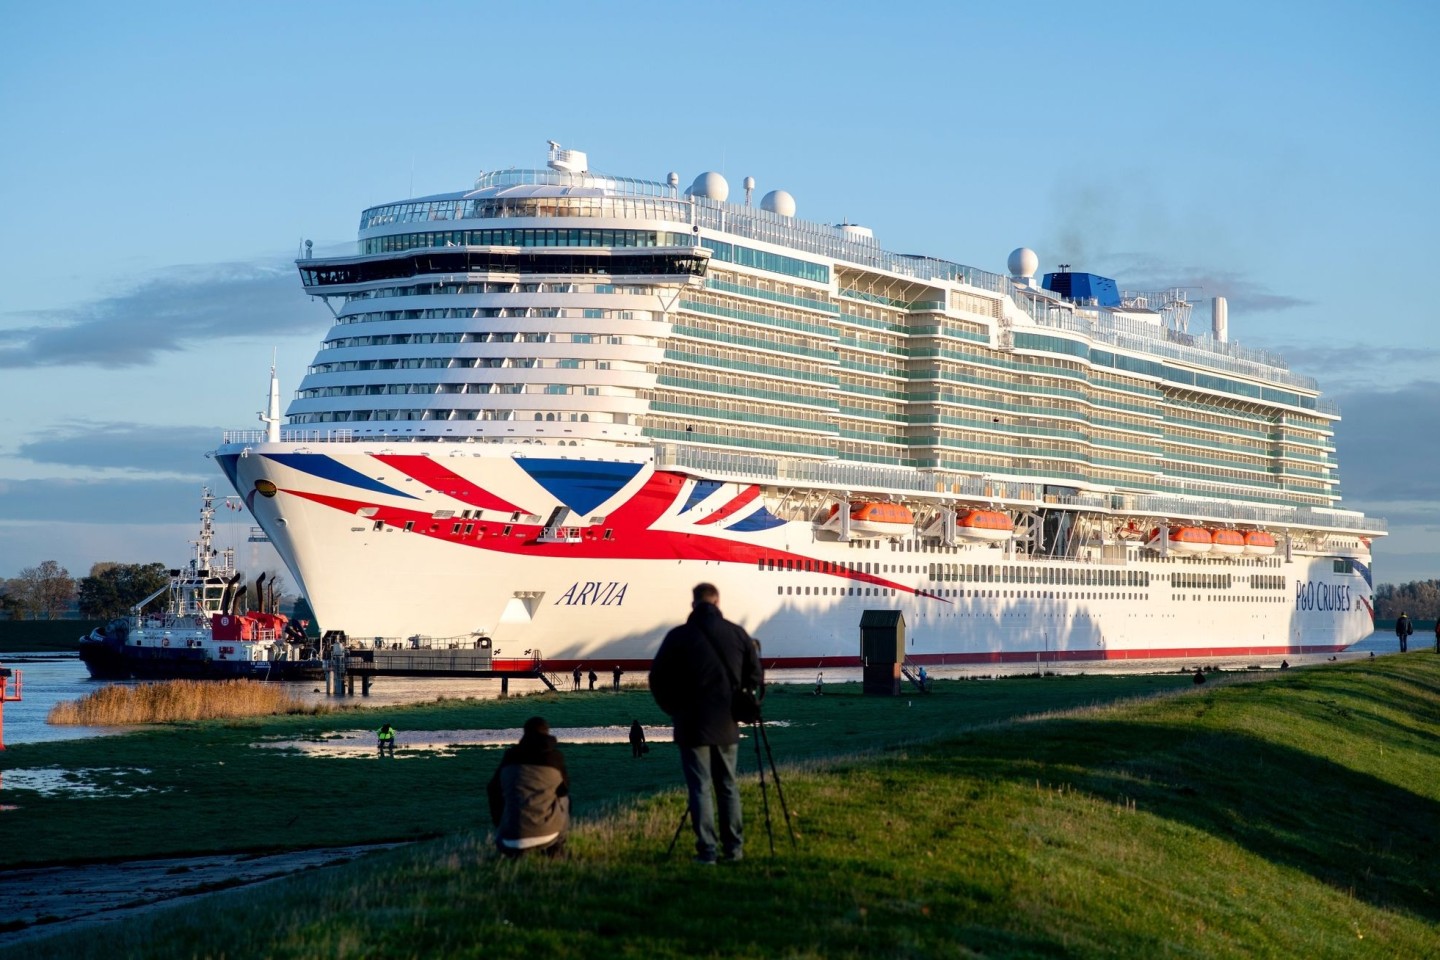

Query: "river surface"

xmin=0 ymin=630 xmax=1409 ymax=747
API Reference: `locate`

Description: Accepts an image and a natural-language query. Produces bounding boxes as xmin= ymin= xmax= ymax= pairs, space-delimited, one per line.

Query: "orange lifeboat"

xmin=1146 ymin=526 xmax=1213 ymax=556
xmin=1243 ymin=530 xmax=1277 ymax=557
xmin=1209 ymin=529 xmax=1246 ymax=557
xmin=955 ymin=509 xmax=1013 ymax=543
xmin=823 ymin=502 xmax=914 ymax=538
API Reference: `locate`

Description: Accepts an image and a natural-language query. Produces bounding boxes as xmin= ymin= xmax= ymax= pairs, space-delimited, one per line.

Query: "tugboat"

xmin=78 ymin=488 xmax=324 ymax=681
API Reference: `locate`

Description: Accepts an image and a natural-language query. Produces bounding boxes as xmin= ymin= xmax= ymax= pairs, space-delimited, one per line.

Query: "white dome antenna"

xmin=760 ymin=189 xmax=796 ymax=217
xmin=1008 ymin=247 xmax=1039 ymax=281
xmin=743 ymin=176 xmax=756 ymax=206
xmin=687 ymin=172 xmax=729 ymax=202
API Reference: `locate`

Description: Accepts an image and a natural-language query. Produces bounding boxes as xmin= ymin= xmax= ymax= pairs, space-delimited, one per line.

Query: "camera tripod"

xmin=666 ymin=716 xmax=797 ymax=857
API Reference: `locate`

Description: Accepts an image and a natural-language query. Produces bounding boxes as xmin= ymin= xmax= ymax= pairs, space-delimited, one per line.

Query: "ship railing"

xmin=220 ymin=428 xmax=360 ymax=445
xmin=1011 ymin=291 xmax=1326 ymax=398
xmin=350 ymin=635 xmax=492 ymax=652
xmin=655 ymin=444 xmax=1385 ymax=533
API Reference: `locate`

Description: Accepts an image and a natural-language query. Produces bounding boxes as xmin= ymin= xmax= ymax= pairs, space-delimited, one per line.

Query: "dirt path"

xmin=0 ymin=843 xmax=406 ymax=949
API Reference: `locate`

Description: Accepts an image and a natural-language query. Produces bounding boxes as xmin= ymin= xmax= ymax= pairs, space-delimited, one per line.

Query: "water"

xmin=0 ymin=630 xmax=1414 ymax=747
xmin=0 ymin=655 xmax=134 ymax=746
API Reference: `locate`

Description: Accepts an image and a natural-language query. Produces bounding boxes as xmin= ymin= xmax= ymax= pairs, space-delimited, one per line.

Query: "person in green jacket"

xmin=376 ymin=723 xmax=397 ymax=758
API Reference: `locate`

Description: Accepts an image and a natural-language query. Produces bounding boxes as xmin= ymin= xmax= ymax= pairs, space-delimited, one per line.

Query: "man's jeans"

xmin=679 ymin=743 xmax=742 ymax=860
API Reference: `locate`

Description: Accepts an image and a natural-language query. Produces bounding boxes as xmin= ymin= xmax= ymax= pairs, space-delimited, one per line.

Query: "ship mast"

xmin=258 ymin=354 xmax=282 ymax=443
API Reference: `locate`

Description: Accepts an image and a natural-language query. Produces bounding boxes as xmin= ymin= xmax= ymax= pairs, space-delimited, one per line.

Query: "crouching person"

xmin=486 ymin=716 xmax=570 ymax=858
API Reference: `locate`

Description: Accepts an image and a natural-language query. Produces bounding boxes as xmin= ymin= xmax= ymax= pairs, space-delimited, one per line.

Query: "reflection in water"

xmin=0 ymin=766 xmax=159 ymax=798
xmin=256 ymin=725 xmax=675 ymax=758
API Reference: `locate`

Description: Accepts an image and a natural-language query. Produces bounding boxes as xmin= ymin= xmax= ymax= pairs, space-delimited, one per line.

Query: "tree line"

xmin=0 ymin=560 xmax=289 ymax=621
xmin=1373 ymin=580 xmax=1440 ymax=621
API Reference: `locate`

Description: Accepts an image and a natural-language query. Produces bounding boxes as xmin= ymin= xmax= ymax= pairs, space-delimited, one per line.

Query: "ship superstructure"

xmin=214 ymin=143 xmax=1384 ymax=667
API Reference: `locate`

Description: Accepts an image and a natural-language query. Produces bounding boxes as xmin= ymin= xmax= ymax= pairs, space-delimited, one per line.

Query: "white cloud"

xmin=0 ymin=257 xmax=332 ymax=368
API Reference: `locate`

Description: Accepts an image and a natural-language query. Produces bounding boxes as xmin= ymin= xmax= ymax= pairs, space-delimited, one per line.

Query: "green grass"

xmin=0 ymin=620 xmax=96 ymax=652
xmin=5 ymin=659 xmax=1440 ymax=958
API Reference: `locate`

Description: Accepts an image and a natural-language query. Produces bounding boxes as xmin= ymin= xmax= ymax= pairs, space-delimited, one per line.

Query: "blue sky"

xmin=1 ymin=0 xmax=1437 ymax=586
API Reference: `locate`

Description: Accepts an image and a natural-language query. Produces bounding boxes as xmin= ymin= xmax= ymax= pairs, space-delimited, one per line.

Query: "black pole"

xmin=665 ymin=804 xmax=690 ymax=858
xmin=753 ymin=721 xmax=775 ymax=855
xmin=756 ymin=720 xmax=798 ymax=849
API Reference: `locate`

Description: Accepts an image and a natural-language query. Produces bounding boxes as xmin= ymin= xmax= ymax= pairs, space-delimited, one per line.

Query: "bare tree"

xmin=12 ymin=561 xmax=76 ymax=620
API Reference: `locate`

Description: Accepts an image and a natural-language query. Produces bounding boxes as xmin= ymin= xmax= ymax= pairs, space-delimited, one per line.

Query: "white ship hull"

xmin=215 ymin=441 xmax=1376 ymax=668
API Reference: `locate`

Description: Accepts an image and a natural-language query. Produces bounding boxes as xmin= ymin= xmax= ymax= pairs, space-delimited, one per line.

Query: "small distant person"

xmin=1192 ymin=668 xmax=1206 ymax=685
xmin=1279 ymin=660 xmax=1289 ymax=671
xmin=650 ymin=582 xmax=763 ymax=864
xmin=814 ymin=671 xmax=824 ymax=696
xmin=1434 ymin=618 xmax=1440 ymax=654
xmin=487 ymin=716 xmax=569 ymax=859
xmin=572 ymin=665 xmax=582 ymax=691
xmin=1396 ymin=612 xmax=1413 ymax=652
xmin=629 ymin=719 xmax=647 ymax=758
xmin=613 ymin=665 xmax=623 ymax=690
xmin=918 ymin=665 xmax=929 ymax=691
xmin=376 ymin=723 xmax=396 ymax=758
xmin=588 ymin=669 xmax=598 ymax=691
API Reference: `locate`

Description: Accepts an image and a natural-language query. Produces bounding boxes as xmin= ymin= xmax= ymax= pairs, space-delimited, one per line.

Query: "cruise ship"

xmin=213 ymin=142 xmax=1384 ymax=669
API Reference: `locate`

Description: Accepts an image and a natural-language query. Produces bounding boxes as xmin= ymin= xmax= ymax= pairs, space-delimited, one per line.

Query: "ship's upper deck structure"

xmin=269 ymin=144 xmax=1372 ymax=528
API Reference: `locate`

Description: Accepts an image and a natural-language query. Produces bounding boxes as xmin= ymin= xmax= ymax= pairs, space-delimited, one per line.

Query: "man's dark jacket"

xmin=649 ymin=602 xmax=763 ymax=747
xmin=486 ymin=731 xmax=570 ymax=842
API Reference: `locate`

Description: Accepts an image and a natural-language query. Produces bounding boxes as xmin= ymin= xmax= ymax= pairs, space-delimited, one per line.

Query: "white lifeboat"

xmin=822 ymin=502 xmax=914 ymax=539
xmin=1146 ymin=526 xmax=1213 ymax=556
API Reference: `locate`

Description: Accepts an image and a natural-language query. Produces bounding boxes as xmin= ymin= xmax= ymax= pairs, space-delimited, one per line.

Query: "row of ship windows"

xmin=360 ymin=196 xmax=693 ymax=229
xmin=821 ymin=538 xmax=1286 ymax=569
xmin=773 ymin=585 xmax=1287 ymax=603
xmin=291 ymin=407 xmax=615 ymax=423
xmin=308 ymin=349 xmax=631 ymax=372
xmin=345 ymin=282 xmax=657 ymax=300
xmin=758 ymin=558 xmax=1286 ymax=586
xmin=337 ymin=308 xmax=648 ymax=325
xmin=360 ymin=229 xmax=693 ymax=255
xmin=301 ymin=252 xmax=708 ymax=288
xmin=324 ymin=332 xmax=639 ymax=348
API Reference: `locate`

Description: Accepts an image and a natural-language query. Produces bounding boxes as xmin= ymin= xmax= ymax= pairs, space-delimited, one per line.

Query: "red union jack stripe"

xmin=694 ymin=484 xmax=760 ymax=526
xmin=279 ymin=470 xmax=945 ymax=600
xmin=371 ymin=454 xmax=522 ymax=512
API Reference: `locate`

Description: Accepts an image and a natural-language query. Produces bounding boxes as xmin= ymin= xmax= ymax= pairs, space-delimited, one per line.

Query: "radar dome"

xmin=687 ymin=171 xmax=729 ymax=202
xmin=760 ymin=189 xmax=796 ymax=217
xmin=1007 ymin=247 xmax=1039 ymax=279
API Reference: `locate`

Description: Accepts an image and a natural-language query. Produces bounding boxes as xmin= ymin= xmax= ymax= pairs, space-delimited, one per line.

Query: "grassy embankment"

xmin=6 ymin=657 xmax=1440 ymax=958
xmin=48 ymin=679 xmax=331 ymax=725
xmin=0 ymin=620 xmax=97 ymax=653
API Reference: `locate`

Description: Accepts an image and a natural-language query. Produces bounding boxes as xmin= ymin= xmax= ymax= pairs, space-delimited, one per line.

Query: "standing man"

xmin=572 ymin=665 xmax=582 ymax=692
xmin=649 ymin=582 xmax=763 ymax=865
xmin=1396 ymin=612 xmax=1412 ymax=653
xmin=612 ymin=665 xmax=623 ymax=690
xmin=1433 ymin=617 xmax=1439 ymax=653
xmin=629 ymin=718 xmax=647 ymax=758
xmin=588 ymin=669 xmax=598 ymax=691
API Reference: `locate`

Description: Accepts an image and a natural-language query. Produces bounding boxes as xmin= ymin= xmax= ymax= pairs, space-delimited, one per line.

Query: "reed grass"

xmin=47 ymin=679 xmax=329 ymax=725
